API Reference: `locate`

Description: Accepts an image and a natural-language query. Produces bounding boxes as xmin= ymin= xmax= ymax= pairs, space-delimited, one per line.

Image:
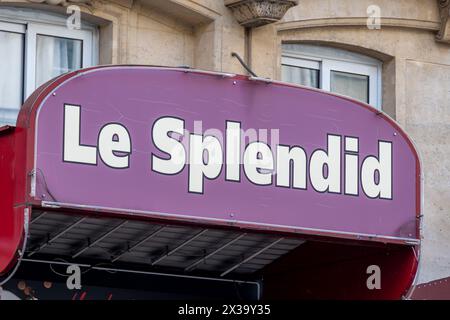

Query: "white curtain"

xmin=35 ymin=35 xmax=82 ymax=88
xmin=282 ymin=65 xmax=319 ymax=88
xmin=0 ymin=30 xmax=24 ymax=125
xmin=330 ymin=71 xmax=369 ymax=103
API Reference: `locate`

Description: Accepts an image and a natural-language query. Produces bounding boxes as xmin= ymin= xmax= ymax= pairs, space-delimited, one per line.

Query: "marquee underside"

xmin=25 ymin=210 xmax=305 ymax=280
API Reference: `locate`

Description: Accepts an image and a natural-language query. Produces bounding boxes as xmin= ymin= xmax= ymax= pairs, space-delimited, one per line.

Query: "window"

xmin=0 ymin=8 xmax=98 ymax=126
xmin=282 ymin=44 xmax=382 ymax=109
xmin=0 ymin=22 xmax=25 ymax=125
xmin=281 ymin=57 xmax=320 ymax=89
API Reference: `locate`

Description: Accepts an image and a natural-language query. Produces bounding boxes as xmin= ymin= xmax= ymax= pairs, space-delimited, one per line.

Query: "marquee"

xmin=30 ymin=66 xmax=420 ymax=243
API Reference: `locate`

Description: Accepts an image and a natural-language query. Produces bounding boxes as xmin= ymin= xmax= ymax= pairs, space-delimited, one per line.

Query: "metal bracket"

xmin=231 ymin=52 xmax=258 ymax=77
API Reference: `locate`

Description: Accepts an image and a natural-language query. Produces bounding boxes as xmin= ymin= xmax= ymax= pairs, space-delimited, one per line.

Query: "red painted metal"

xmin=411 ymin=276 xmax=450 ymax=300
xmin=0 ymin=129 xmax=23 ymax=275
xmin=0 ymin=73 xmax=77 ymax=275
xmin=263 ymin=241 xmax=419 ymax=299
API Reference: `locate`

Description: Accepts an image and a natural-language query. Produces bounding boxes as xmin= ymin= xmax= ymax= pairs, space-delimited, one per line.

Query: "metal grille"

xmin=27 ymin=210 xmax=304 ymax=278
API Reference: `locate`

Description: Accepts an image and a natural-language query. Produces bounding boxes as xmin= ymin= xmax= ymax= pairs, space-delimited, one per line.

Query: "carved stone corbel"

xmin=437 ymin=0 xmax=450 ymax=43
xmin=26 ymin=0 xmax=93 ymax=7
xmin=225 ymin=0 xmax=298 ymax=28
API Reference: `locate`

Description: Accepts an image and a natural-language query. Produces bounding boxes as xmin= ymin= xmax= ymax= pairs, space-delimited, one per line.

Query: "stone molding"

xmin=26 ymin=0 xmax=92 ymax=6
xmin=276 ymin=17 xmax=441 ymax=33
xmin=225 ymin=0 xmax=298 ymax=28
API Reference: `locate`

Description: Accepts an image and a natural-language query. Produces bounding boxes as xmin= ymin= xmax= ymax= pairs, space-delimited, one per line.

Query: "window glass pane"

xmin=282 ymin=65 xmax=319 ymax=88
xmin=0 ymin=30 xmax=24 ymax=125
xmin=330 ymin=70 xmax=369 ymax=103
xmin=36 ymin=35 xmax=82 ymax=88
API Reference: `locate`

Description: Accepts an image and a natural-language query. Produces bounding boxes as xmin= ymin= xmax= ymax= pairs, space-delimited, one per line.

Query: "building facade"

xmin=0 ymin=0 xmax=449 ymax=293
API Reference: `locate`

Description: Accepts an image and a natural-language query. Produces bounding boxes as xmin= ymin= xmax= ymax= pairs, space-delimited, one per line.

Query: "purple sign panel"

xmin=33 ymin=67 xmax=420 ymax=243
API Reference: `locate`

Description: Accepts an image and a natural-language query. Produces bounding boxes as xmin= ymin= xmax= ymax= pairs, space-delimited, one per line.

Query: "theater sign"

xmin=0 ymin=66 xmax=422 ymax=299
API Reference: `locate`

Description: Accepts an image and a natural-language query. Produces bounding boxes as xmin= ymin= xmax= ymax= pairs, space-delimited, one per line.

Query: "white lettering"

xmin=62 ymin=110 xmax=394 ymax=200
xmin=310 ymin=135 xmax=341 ymax=193
xmin=63 ymin=104 xmax=97 ymax=165
xmin=243 ymin=142 xmax=274 ymax=186
xmin=98 ymin=123 xmax=131 ymax=168
xmin=361 ymin=141 xmax=392 ymax=199
xmin=189 ymin=134 xmax=223 ymax=193
xmin=276 ymin=145 xmax=307 ymax=189
xmin=151 ymin=117 xmax=186 ymax=175
xmin=225 ymin=121 xmax=241 ymax=181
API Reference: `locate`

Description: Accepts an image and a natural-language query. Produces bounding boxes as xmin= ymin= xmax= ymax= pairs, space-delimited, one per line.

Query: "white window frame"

xmin=0 ymin=20 xmax=25 ymax=33
xmin=0 ymin=21 xmax=26 ymax=124
xmin=0 ymin=7 xmax=98 ymax=107
xmin=282 ymin=55 xmax=321 ymax=73
xmin=25 ymin=22 xmax=94 ymax=98
xmin=282 ymin=47 xmax=382 ymax=109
